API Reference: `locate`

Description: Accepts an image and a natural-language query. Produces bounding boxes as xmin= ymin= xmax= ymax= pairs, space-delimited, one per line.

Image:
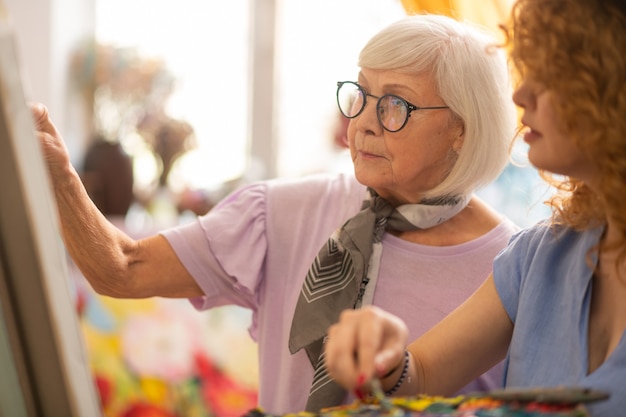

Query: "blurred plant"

xmin=136 ymin=112 xmax=197 ymax=188
xmin=71 ymin=40 xmax=200 ymax=216
xmin=71 ymin=40 xmax=173 ymax=142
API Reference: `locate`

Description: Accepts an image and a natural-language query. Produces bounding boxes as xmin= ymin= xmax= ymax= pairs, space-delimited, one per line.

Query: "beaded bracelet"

xmin=384 ymin=350 xmax=409 ymax=396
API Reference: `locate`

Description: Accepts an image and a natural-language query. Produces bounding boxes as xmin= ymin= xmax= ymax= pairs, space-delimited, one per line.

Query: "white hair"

xmin=359 ymin=14 xmax=517 ymax=199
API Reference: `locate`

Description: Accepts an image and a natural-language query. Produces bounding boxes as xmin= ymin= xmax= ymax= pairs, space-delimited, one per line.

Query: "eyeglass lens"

xmin=337 ymin=82 xmax=409 ymax=132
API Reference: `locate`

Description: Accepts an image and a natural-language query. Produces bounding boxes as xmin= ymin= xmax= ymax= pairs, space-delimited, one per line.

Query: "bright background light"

xmin=95 ymin=0 xmax=551 ymax=227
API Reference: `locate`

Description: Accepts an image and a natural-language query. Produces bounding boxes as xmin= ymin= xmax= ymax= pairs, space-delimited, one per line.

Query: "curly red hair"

xmin=504 ymin=0 xmax=626 ymax=260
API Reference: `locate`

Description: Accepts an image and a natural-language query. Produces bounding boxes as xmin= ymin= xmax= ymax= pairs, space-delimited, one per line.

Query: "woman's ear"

xmin=452 ymin=123 xmax=465 ymax=154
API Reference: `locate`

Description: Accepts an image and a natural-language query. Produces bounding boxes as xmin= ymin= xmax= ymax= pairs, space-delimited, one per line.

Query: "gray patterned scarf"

xmin=288 ymin=188 xmax=470 ymax=411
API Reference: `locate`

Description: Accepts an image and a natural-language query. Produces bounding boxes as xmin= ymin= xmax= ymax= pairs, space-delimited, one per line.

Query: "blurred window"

xmin=96 ymin=0 xmax=550 ymax=227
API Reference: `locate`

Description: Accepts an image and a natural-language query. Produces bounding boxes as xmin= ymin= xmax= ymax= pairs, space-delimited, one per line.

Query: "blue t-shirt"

xmin=493 ymin=222 xmax=626 ymax=417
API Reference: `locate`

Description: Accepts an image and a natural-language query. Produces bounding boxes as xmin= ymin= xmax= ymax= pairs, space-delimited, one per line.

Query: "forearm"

xmin=53 ymin=162 xmax=140 ymax=297
xmin=381 ymin=276 xmax=512 ymax=397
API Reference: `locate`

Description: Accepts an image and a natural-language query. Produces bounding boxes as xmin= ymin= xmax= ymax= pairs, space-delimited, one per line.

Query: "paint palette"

xmin=243 ymin=387 xmax=608 ymax=416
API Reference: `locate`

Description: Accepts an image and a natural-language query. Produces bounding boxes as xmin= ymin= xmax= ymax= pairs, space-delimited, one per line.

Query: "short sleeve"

xmin=161 ymin=182 xmax=269 ymax=312
xmin=492 ymin=228 xmax=529 ymax=323
xmin=493 ymin=220 xmax=561 ymax=324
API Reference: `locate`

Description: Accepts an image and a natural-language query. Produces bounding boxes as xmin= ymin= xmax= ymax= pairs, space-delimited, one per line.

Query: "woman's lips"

xmin=523 ymin=128 xmax=541 ymax=143
xmin=357 ymin=149 xmax=381 ymax=159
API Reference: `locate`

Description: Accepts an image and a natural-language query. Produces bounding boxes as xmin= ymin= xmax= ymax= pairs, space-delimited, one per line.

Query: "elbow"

xmin=88 ymin=266 xmax=143 ymax=299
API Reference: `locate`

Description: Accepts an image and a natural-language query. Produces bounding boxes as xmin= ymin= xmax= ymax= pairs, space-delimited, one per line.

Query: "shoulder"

xmin=213 ymin=173 xmax=366 ymax=238
xmin=506 ymin=219 xmax=554 ymax=248
xmin=506 ymin=221 xmax=603 ymax=257
xmin=263 ymin=172 xmax=365 ymax=210
xmin=212 ymin=172 xmax=362 ymax=208
xmin=494 ymin=221 xmax=604 ymax=289
xmin=265 ymin=172 xmax=363 ymax=196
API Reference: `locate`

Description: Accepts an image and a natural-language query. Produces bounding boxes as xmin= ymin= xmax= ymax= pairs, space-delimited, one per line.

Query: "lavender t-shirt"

xmin=161 ymin=172 xmax=517 ymax=414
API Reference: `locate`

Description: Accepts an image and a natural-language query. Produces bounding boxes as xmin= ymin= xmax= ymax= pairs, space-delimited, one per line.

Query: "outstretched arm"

xmin=31 ymin=102 xmax=202 ymax=299
xmin=325 ymin=274 xmax=513 ymax=397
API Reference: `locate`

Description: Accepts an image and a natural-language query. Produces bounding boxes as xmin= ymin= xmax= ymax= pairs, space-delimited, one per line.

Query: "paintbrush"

xmin=364 ymin=378 xmax=394 ymax=412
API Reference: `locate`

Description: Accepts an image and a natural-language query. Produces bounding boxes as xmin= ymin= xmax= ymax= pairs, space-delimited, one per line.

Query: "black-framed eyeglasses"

xmin=336 ymin=81 xmax=449 ymax=132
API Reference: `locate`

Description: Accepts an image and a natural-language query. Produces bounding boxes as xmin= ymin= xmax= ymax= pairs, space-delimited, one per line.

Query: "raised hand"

xmin=29 ymin=102 xmax=74 ymax=181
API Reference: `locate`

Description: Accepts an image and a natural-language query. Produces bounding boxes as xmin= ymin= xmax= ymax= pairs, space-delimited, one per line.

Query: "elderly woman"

xmin=32 ymin=13 xmax=517 ymax=414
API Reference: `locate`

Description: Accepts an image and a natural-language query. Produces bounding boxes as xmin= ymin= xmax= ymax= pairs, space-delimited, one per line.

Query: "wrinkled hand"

xmin=324 ymin=306 xmax=408 ymax=391
xmin=29 ymin=102 xmax=73 ymax=180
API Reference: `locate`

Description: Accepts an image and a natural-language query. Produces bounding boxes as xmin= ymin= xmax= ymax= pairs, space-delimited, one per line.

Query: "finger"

xmin=373 ymin=309 xmax=409 ymax=378
xmin=29 ymin=102 xmax=59 ymax=137
xmin=355 ymin=306 xmax=385 ymax=384
xmin=325 ymin=310 xmax=363 ymax=389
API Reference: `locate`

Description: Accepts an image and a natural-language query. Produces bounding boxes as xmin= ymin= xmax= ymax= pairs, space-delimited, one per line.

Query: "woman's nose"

xmin=513 ymin=81 xmax=531 ymax=109
xmin=354 ymin=97 xmax=382 ymax=134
